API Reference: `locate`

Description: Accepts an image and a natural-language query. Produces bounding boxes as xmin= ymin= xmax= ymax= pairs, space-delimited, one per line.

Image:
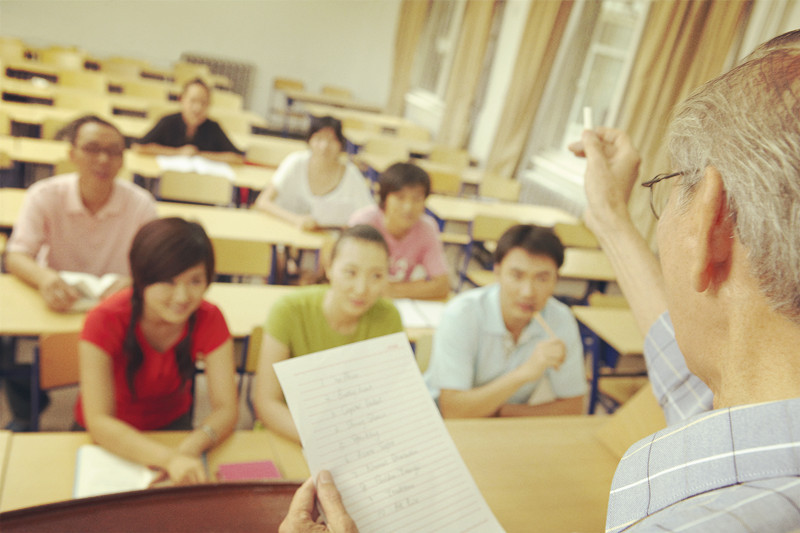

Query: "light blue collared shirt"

xmin=423 ymin=284 xmax=587 ymax=404
xmin=606 ymin=311 xmax=800 ymax=532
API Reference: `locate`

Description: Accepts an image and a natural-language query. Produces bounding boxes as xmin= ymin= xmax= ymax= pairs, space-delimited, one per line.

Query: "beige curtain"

xmin=437 ymin=0 xmax=497 ymax=148
xmin=619 ymin=0 xmax=753 ymax=245
xmin=386 ymin=0 xmax=431 ymax=116
xmin=484 ymin=1 xmax=574 ymax=178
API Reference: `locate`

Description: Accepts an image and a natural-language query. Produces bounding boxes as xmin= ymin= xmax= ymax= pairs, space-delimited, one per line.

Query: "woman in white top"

xmin=253 ymin=116 xmax=373 ymax=230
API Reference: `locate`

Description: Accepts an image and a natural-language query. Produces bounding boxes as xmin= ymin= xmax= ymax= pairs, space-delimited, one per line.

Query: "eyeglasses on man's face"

xmin=641 ymin=171 xmax=683 ymax=219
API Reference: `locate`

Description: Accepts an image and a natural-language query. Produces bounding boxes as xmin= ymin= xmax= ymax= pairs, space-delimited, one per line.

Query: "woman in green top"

xmin=253 ymin=224 xmax=403 ymax=443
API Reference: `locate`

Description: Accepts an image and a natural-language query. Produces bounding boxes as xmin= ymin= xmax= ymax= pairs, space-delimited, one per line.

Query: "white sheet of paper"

xmin=393 ymin=299 xmax=447 ymax=329
xmin=156 ymin=155 xmax=235 ymax=180
xmin=274 ymin=332 xmax=504 ymax=533
xmin=73 ymin=444 xmax=159 ymax=498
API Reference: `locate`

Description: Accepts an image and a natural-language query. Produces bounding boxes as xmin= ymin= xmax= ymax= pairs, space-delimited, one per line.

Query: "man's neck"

xmin=78 ymin=176 xmax=114 ymax=215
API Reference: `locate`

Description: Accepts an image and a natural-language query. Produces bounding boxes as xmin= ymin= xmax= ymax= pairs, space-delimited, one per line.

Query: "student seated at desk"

xmin=424 ymin=225 xmax=587 ymax=418
xmin=348 ymin=163 xmax=449 ymax=300
xmin=252 ymin=116 xmax=373 ymax=231
xmin=252 ymin=225 xmax=403 ymax=444
xmin=74 ymin=218 xmax=238 ymax=485
xmin=132 ymin=78 xmax=244 ymax=165
xmin=4 ymin=114 xmax=157 ymax=432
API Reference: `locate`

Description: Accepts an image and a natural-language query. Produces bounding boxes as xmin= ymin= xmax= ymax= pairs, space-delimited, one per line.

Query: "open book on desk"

xmin=274 ymin=332 xmax=503 ymax=533
xmin=73 ymin=445 xmax=160 ymax=499
xmin=59 ymin=271 xmax=121 ymax=312
xmin=156 ymin=155 xmax=235 ymax=180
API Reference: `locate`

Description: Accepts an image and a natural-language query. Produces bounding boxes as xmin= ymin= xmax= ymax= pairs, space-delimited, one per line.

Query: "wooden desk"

xmin=0 ymin=102 xmax=153 ymax=139
xmin=426 ymin=194 xmax=579 ymax=227
xmin=0 ymin=420 xmax=618 ymax=531
xmin=156 ymin=203 xmax=326 ymax=251
xmin=560 ymin=248 xmax=616 ymax=282
xmin=0 ymin=136 xmax=69 ymax=165
xmin=345 ymin=129 xmax=434 ymax=157
xmin=304 ymin=103 xmax=415 ymax=132
xmin=571 ymin=306 xmax=643 ymax=357
xmin=0 ymin=430 xmax=287 ymax=512
xmin=0 ymin=275 xmax=295 ymax=339
xmin=283 ymin=89 xmax=382 ymax=114
xmin=572 ymin=306 xmax=646 ymax=414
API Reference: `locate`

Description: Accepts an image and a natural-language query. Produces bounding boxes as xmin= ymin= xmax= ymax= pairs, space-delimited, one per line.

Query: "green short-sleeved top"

xmin=265 ymin=285 xmax=404 ymax=357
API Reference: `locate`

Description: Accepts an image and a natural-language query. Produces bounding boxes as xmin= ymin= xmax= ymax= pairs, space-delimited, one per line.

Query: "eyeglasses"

xmin=76 ymin=144 xmax=125 ymax=158
xmin=641 ymin=171 xmax=683 ymax=219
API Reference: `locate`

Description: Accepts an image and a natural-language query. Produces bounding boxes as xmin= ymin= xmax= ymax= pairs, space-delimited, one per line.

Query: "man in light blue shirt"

xmin=424 ymin=225 xmax=587 ymax=418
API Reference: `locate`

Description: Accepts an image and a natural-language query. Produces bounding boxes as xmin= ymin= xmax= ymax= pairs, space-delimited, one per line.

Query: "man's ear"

xmin=691 ymin=166 xmax=735 ymax=293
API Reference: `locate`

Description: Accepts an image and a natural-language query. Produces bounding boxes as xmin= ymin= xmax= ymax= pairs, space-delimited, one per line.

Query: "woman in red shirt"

xmin=75 ymin=217 xmax=238 ymax=485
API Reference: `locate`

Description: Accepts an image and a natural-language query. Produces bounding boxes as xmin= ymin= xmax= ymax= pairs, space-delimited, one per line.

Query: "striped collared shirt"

xmin=606 ymin=312 xmax=800 ymax=532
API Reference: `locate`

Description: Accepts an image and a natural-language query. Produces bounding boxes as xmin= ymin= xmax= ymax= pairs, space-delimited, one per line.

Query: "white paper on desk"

xmin=73 ymin=444 xmax=159 ymax=499
xmin=156 ymin=155 xmax=235 ymax=180
xmin=274 ymin=332 xmax=503 ymax=533
xmin=393 ymin=299 xmax=447 ymax=329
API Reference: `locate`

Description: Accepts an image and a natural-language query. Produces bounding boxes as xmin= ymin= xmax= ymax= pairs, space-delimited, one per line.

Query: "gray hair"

xmin=667 ymin=48 xmax=800 ymax=321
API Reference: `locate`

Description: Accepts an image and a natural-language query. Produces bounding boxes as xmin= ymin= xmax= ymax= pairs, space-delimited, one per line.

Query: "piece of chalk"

xmin=583 ymin=106 xmax=593 ymax=130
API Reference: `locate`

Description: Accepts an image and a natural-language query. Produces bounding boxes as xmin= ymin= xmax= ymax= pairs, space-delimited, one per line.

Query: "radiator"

xmin=180 ymin=52 xmax=255 ymax=108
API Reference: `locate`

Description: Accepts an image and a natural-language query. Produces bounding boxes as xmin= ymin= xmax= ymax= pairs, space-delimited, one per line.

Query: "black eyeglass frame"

xmin=641 ymin=171 xmax=684 ymax=219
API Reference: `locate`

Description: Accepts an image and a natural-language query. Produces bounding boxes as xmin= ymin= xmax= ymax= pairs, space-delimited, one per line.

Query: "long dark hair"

xmin=123 ymin=218 xmax=215 ymax=396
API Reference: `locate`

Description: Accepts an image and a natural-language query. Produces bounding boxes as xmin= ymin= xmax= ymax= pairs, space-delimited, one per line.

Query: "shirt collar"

xmin=65 ymin=173 xmax=121 ymax=219
xmin=606 ymin=397 xmax=800 ymax=532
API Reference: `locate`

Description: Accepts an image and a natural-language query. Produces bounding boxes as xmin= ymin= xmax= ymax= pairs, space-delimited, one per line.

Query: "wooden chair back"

xmin=99 ymin=58 xmax=142 ymax=78
xmin=273 ymin=77 xmax=304 ymax=92
xmin=38 ymin=331 xmax=82 ymax=390
xmin=212 ymin=239 xmax=272 ymax=279
xmin=553 ymin=222 xmax=599 ymax=248
xmin=53 ymin=90 xmax=112 ymax=116
xmin=211 ymin=89 xmax=243 ymax=110
xmin=246 ymin=143 xmax=303 ymax=168
xmin=38 ymin=47 xmax=86 ymax=70
xmin=427 ymin=168 xmax=462 ymax=196
xmin=362 ymin=137 xmax=409 ymax=163
xmin=57 ymin=69 xmax=108 ymax=93
xmin=211 ymin=112 xmax=252 ymax=136
xmin=321 ymin=85 xmax=352 ymax=100
xmin=173 ymin=62 xmax=211 ymax=86
xmin=471 ymin=214 xmax=518 ymax=243
xmin=429 ymin=145 xmax=470 ymax=169
xmin=479 ymin=176 xmax=521 ymax=202
xmin=0 ymin=37 xmax=25 ymax=62
xmin=159 ymin=171 xmax=234 ymax=206
xmin=120 ymin=79 xmax=170 ymax=102
xmin=395 ymin=123 xmax=431 ymax=142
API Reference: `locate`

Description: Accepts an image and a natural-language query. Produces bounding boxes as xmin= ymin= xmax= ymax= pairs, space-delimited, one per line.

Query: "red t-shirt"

xmin=74 ymin=288 xmax=230 ymax=430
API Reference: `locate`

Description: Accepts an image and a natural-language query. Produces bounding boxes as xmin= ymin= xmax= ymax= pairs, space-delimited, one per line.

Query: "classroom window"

xmin=522 ymin=0 xmax=648 ymax=189
xmin=410 ymin=0 xmax=467 ymax=100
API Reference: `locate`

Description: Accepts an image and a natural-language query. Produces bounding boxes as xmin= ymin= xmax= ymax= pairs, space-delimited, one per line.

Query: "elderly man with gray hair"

xmin=573 ymin=31 xmax=800 ymax=531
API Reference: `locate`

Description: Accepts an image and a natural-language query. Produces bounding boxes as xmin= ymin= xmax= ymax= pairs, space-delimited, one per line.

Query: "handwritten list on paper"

xmin=274 ymin=332 xmax=504 ymax=533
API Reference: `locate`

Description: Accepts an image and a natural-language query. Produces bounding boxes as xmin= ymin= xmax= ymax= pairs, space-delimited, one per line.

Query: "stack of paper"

xmin=73 ymin=445 xmax=159 ymax=498
xmin=156 ymin=155 xmax=235 ymax=180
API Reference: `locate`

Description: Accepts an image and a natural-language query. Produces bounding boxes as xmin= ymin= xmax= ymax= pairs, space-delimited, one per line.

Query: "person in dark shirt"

xmin=133 ymin=78 xmax=243 ymax=164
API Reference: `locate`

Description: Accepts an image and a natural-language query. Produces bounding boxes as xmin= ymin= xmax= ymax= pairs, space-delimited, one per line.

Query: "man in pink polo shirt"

xmin=4 ymin=115 xmax=157 ymax=431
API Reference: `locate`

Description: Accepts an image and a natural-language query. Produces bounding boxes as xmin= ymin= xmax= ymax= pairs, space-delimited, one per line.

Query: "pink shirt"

xmin=7 ymin=173 xmax=157 ymax=276
xmin=349 ymin=205 xmax=448 ymax=282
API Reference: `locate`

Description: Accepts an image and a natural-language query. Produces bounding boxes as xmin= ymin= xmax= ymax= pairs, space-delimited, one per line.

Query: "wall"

xmin=0 ymin=0 xmax=401 ymax=117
